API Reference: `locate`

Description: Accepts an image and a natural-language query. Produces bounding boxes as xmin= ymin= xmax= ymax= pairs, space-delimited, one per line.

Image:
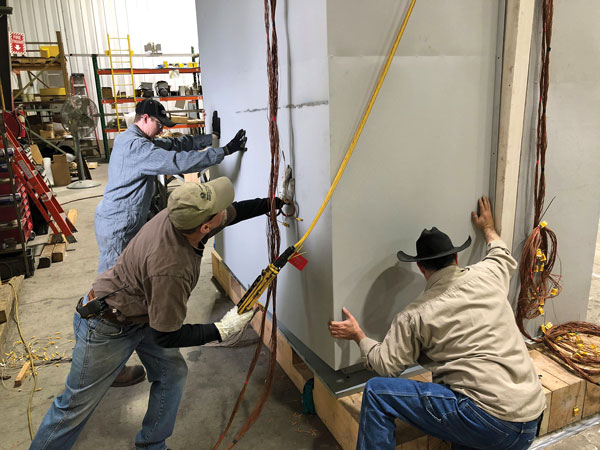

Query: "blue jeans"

xmin=30 ymin=312 xmax=188 ymax=450
xmin=357 ymin=377 xmax=540 ymax=450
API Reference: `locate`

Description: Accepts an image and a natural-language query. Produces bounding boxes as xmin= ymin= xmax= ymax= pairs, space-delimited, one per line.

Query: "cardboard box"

xmin=39 ymin=45 xmax=59 ymax=58
xmin=170 ymin=114 xmax=188 ymax=124
xmin=29 ymin=144 xmax=43 ymax=165
xmin=102 ymin=87 xmax=113 ymax=100
xmin=39 ymin=129 xmax=55 ymax=139
xmin=51 ymin=155 xmax=71 ymax=187
xmin=39 ymin=88 xmax=66 ymax=96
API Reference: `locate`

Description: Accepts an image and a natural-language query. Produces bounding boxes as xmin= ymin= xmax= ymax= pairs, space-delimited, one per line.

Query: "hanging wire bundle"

xmin=515 ymin=0 xmax=600 ymax=384
xmin=212 ymin=1 xmax=282 ymax=448
xmin=516 ymin=0 xmax=559 ymax=340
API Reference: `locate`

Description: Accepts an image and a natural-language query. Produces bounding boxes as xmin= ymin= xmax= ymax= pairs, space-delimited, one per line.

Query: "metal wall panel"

xmin=197 ymin=0 xmax=502 ymax=371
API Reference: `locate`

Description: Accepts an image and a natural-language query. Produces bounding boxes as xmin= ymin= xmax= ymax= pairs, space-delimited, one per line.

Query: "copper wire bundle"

xmin=515 ymin=1 xmax=600 ymax=384
xmin=542 ymin=322 xmax=600 ymax=383
xmin=516 ymin=0 xmax=557 ymax=340
xmin=516 ymin=223 xmax=561 ymax=338
xmin=212 ymin=1 xmax=281 ymax=448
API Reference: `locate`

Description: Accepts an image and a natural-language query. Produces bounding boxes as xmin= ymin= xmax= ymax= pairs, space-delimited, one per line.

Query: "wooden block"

xmin=409 ymin=372 xmax=433 ymax=383
xmin=47 ymin=233 xmax=65 ymax=244
xmin=428 ymin=437 xmax=451 ymax=450
xmin=211 ymin=250 xmax=233 ymax=301
xmin=314 ymin=377 xmax=359 ymax=450
xmin=530 ymin=350 xmax=585 ymax=432
xmin=52 ymin=243 xmax=67 ymax=262
xmin=38 ymin=244 xmax=54 ymax=268
xmin=399 ymin=435 xmax=428 ymax=450
xmin=86 ymin=161 xmax=98 ymax=169
xmin=183 ymin=173 xmax=199 ymax=183
xmin=14 ymin=360 xmax=31 ymax=387
xmin=539 ymin=387 xmax=552 ymax=435
xmin=583 ymin=379 xmax=600 ymax=418
xmin=67 ymin=209 xmax=78 ymax=224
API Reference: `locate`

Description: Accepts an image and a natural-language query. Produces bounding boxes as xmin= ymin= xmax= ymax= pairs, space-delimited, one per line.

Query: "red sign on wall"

xmin=10 ymin=32 xmax=26 ymax=57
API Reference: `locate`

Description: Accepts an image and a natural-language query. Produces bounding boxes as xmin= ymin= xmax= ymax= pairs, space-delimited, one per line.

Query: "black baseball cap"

xmin=135 ymin=99 xmax=175 ymax=127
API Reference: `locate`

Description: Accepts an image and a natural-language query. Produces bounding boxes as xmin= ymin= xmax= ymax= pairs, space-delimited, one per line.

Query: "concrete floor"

xmin=0 ymin=164 xmax=339 ymax=450
xmin=0 ymin=163 xmax=598 ymax=449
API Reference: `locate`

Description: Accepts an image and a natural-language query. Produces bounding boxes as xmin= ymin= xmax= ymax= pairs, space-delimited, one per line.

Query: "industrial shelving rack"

xmin=92 ymin=53 xmax=205 ymax=160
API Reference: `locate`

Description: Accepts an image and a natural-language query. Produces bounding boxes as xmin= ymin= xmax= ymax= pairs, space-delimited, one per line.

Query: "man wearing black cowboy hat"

xmin=329 ymin=196 xmax=545 ymax=450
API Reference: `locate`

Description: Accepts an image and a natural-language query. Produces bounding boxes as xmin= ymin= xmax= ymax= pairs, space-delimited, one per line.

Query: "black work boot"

xmin=111 ymin=365 xmax=146 ymax=387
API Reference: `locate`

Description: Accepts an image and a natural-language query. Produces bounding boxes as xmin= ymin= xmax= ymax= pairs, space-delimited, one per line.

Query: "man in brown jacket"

xmin=329 ymin=196 xmax=545 ymax=450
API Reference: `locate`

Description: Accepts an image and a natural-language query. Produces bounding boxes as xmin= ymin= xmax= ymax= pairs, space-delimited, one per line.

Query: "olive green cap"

xmin=167 ymin=177 xmax=235 ymax=230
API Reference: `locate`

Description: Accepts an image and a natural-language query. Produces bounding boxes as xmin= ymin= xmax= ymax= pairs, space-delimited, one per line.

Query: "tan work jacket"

xmin=359 ymin=240 xmax=546 ymax=422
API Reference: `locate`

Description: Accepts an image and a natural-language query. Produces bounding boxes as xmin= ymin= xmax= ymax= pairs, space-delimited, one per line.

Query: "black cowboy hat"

xmin=396 ymin=227 xmax=471 ymax=262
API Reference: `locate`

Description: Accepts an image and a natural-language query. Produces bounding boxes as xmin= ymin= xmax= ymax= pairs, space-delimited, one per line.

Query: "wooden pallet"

xmin=211 ymin=250 xmax=599 ymax=449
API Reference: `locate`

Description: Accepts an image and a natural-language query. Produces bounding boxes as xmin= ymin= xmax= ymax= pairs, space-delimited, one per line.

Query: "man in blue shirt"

xmin=94 ymin=99 xmax=247 ymax=386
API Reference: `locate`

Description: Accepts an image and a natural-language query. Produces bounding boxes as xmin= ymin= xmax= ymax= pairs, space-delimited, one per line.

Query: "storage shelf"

xmin=101 ymin=95 xmax=202 ymax=105
xmin=11 ymin=56 xmax=62 ymax=71
xmin=97 ymin=67 xmax=200 ymax=75
xmin=105 ymin=123 xmax=205 ymax=133
xmin=18 ymin=99 xmax=66 ymax=104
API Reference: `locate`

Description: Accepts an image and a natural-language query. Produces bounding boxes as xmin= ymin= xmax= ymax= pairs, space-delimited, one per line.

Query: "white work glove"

xmin=214 ymin=306 xmax=253 ymax=341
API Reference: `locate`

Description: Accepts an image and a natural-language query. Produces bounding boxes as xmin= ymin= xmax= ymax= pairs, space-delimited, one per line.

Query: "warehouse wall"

xmin=513 ymin=0 xmax=600 ymax=336
xmin=197 ymin=0 xmax=502 ymax=371
xmin=8 ymin=0 xmax=200 ymax=125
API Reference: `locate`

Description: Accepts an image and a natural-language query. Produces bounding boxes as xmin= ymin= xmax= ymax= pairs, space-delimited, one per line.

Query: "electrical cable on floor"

xmin=213 ymin=0 xmax=417 ymax=448
xmin=8 ymin=280 xmax=38 ymax=440
xmin=60 ymin=194 xmax=104 ymax=205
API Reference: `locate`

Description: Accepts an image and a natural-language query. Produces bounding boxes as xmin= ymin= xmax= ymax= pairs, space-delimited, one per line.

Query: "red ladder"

xmin=3 ymin=128 xmax=77 ymax=243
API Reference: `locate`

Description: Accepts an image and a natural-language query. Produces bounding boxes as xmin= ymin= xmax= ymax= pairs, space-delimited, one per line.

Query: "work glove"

xmin=223 ymin=129 xmax=247 ymax=155
xmin=211 ymin=111 xmax=221 ymax=139
xmin=214 ymin=306 xmax=253 ymax=341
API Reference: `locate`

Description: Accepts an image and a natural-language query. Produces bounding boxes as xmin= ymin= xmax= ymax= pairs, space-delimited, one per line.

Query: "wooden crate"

xmin=529 ymin=349 xmax=586 ymax=433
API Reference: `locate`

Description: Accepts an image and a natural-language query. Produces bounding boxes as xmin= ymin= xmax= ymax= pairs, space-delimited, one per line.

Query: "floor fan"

xmin=60 ymin=95 xmax=101 ymax=189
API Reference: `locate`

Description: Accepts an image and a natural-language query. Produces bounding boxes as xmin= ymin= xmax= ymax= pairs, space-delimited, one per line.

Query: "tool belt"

xmin=76 ymin=289 xmax=132 ymax=325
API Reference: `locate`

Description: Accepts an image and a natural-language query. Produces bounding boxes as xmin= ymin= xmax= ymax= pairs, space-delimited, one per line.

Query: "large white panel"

xmin=196 ymin=0 xmax=337 ymax=365
xmin=197 ymin=0 xmax=501 ymax=370
xmin=327 ymin=1 xmax=500 ymax=369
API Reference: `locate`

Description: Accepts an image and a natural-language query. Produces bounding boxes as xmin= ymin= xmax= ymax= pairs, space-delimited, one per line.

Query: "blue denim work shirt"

xmin=94 ymin=124 xmax=224 ymax=273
